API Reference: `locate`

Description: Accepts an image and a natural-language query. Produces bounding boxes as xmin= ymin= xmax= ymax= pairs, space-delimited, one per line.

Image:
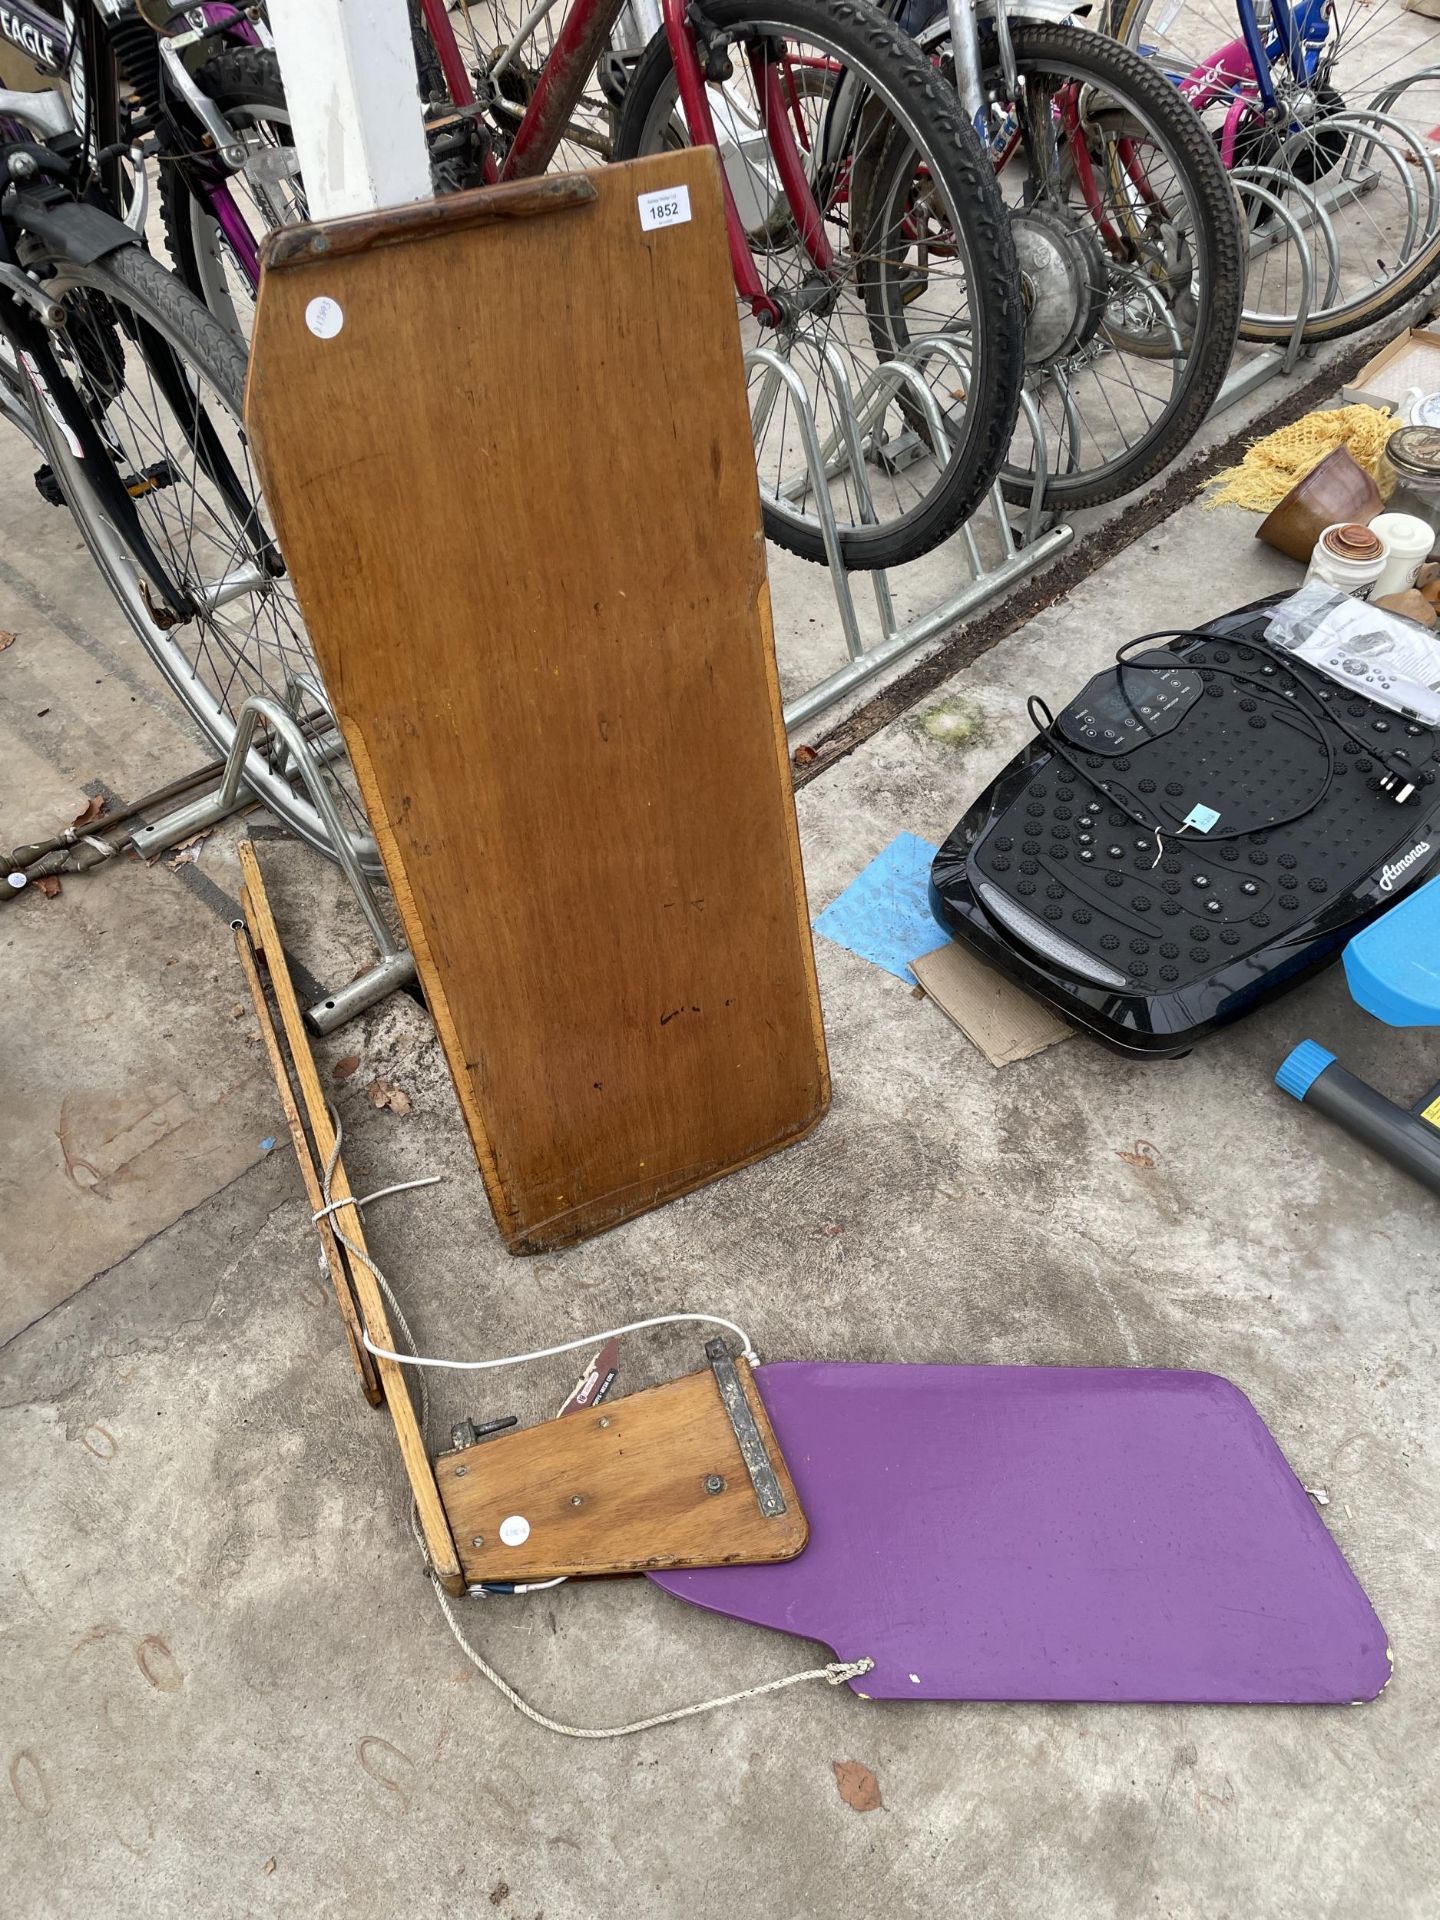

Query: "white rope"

xmin=311 ymin=1111 xmax=870 ymax=1737
xmin=429 ymin=1558 xmax=873 ymax=1740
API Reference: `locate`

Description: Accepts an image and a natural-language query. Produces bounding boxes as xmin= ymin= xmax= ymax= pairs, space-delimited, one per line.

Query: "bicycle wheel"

xmin=23 ymin=242 xmax=374 ymax=870
xmin=438 ymin=0 xmax=619 ymax=165
xmin=613 ymin=0 xmax=1024 ymax=571
xmin=1101 ymin=0 xmax=1440 ymax=343
xmin=902 ymin=20 xmax=1242 ymax=510
xmin=157 ymin=46 xmax=302 ymax=345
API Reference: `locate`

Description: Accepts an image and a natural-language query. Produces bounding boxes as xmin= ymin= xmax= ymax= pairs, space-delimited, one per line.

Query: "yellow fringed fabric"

xmin=1205 ymin=403 xmax=1398 ymax=512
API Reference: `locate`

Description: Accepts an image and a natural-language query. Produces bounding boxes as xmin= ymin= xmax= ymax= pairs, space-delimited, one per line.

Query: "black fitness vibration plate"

xmin=929 ymin=599 xmax=1440 ymax=1057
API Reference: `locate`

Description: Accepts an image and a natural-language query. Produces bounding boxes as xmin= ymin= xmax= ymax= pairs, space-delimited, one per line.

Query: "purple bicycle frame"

xmin=0 ymin=0 xmax=265 ymax=286
xmin=187 ymin=4 xmax=266 ymax=289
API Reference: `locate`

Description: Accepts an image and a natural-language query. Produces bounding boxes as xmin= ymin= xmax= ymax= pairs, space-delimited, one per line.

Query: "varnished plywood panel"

xmin=438 ymin=1358 xmax=807 ymax=1583
xmin=245 ymin=153 xmax=828 ymax=1251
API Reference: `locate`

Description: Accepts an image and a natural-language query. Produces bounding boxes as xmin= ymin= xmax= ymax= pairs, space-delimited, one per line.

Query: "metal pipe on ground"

xmin=1276 ymin=1040 xmax=1440 ymax=1197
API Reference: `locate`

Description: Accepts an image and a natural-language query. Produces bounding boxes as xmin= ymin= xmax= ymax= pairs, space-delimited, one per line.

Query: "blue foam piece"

xmin=1343 ymin=874 xmax=1440 ymax=1029
xmin=1275 ymin=1040 xmax=1335 ymax=1103
xmin=812 ymin=831 xmax=949 ymax=982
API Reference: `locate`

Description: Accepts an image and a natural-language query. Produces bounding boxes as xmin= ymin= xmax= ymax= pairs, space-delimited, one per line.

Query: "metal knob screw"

xmin=704 ymin=1474 xmax=726 ymax=1495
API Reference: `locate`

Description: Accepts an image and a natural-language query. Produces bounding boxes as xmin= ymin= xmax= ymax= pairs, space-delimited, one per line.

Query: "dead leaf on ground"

xmin=333 ymin=1054 xmax=362 ymax=1082
xmin=792 ymin=744 xmax=818 ymax=766
xmin=1115 ymin=1139 xmax=1160 ymax=1170
xmin=71 ymin=794 xmax=107 ymax=829
xmin=0 ymin=630 xmax=15 ymax=652
xmin=33 ymin=874 xmax=61 ymax=899
xmin=833 ymin=1758 xmax=883 ymax=1812
xmin=366 ymin=1077 xmax=412 ymax=1116
xmin=262 ymin=1857 xmax=276 ymax=1876
xmin=230 ymin=1002 xmax=247 ymax=1019
xmin=488 ymin=1882 xmax=509 ymax=1907
xmin=164 ymin=830 xmax=211 ymax=871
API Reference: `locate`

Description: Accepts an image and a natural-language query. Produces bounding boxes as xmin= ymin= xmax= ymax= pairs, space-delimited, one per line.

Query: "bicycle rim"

xmin=185 ymin=100 xmax=303 ymax=344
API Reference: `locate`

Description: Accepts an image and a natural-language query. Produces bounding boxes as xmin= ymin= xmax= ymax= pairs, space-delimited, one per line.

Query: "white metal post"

xmin=265 ymin=0 xmax=432 ymax=219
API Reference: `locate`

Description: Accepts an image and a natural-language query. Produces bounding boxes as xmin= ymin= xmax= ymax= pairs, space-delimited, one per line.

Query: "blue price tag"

xmin=1183 ymin=803 xmax=1221 ymax=833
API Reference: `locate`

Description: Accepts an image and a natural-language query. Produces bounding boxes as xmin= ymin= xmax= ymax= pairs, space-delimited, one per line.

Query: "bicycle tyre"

xmin=612 ymin=0 xmax=1024 ymax=571
xmin=985 ymin=22 xmax=1243 ymax=509
xmin=25 ymin=242 xmax=374 ymax=870
xmin=1100 ymin=0 xmax=1440 ymax=343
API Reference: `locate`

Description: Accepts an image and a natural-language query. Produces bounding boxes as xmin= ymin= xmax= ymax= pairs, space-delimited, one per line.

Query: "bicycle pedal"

xmin=123 ymin=458 xmax=181 ymax=500
xmin=32 ymin=464 xmax=64 ymax=508
xmin=596 ymin=52 xmax=631 ymax=109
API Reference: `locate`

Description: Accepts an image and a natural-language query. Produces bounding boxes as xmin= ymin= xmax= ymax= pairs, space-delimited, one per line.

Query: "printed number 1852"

xmin=638 ymin=185 xmax=692 ymax=232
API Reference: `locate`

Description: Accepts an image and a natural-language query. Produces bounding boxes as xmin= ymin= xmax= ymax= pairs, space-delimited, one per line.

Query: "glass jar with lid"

xmin=1380 ymin=424 xmax=1440 ymax=523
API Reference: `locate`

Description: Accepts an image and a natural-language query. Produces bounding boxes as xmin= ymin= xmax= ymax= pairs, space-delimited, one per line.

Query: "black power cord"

xmin=1023 ymin=622 xmax=1425 ymax=855
xmin=1118 ymin=629 xmax=1425 ymax=803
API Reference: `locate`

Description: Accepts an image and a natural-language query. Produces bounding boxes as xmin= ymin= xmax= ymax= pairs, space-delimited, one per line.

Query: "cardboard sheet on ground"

xmin=911 ymin=941 xmax=1072 ymax=1067
xmin=812 ymin=832 xmax=948 ymax=981
xmin=648 ymin=1364 xmax=1390 ymax=1704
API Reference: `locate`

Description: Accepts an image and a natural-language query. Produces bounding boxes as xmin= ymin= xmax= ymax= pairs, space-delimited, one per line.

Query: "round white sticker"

xmin=498 ymin=1514 xmax=531 ymax=1548
xmin=305 ymin=296 xmax=344 ymax=340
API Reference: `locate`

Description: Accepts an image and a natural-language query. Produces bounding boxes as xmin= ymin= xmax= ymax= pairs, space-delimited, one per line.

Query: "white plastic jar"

xmin=1368 ymin=510 xmax=1434 ymax=599
xmin=1303 ymin=521 xmax=1389 ymax=598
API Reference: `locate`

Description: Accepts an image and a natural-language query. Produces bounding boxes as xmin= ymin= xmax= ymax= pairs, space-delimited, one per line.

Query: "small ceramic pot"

xmin=1256 ymin=446 xmax=1383 ymax=563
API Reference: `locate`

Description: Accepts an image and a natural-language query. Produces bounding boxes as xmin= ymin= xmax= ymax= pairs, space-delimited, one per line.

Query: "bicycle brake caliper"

xmin=685 ymin=2 xmax=740 ymax=82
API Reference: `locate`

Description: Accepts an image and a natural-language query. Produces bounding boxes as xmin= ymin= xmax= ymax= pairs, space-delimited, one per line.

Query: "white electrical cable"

xmin=312 ymin=1175 xmax=442 ymax=1225
xmin=311 ymin=1139 xmax=756 ymax=1374
xmin=361 ymin=1311 xmax=760 ymax=1375
xmin=310 ymin=1110 xmax=871 ymax=1736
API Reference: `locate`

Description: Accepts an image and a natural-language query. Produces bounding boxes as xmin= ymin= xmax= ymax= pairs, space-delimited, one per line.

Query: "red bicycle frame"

xmin=415 ymin=0 xmax=835 ymax=322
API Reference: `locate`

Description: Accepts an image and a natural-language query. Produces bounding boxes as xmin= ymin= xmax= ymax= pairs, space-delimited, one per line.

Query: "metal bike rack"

xmin=131 ymin=694 xmax=417 ymax=1032
xmin=751 ymin=342 xmax=1074 ymax=732
xmin=1209 ymin=169 xmax=1322 ymax=412
xmin=1211 ymin=74 xmax=1440 ymax=413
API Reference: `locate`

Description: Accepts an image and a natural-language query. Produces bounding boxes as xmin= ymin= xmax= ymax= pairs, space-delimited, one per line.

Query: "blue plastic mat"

xmin=813 ymin=831 xmax=949 ymax=982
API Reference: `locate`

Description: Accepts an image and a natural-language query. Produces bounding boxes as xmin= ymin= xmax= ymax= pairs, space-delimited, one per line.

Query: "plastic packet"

xmin=1264 ymin=583 xmax=1440 ymax=725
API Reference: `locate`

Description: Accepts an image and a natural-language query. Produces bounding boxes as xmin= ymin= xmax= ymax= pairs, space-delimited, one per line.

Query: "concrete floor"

xmin=3 ymin=382 xmax=1439 ymax=1918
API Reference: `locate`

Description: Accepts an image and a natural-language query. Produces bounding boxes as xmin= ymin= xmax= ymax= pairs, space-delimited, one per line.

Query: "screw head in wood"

xmin=570 ymin=1494 xmax=584 ymax=1506
xmin=598 ymin=1417 xmax=611 ymax=1428
xmin=704 ymin=1474 xmax=726 ymax=1495
xmin=471 ymin=1535 xmax=484 ymax=1547
xmin=454 ymin=1464 xmax=468 ymax=1476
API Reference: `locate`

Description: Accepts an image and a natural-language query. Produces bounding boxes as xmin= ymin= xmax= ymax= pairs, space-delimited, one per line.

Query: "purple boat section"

xmin=649 ymin=1364 xmax=1391 ymax=1705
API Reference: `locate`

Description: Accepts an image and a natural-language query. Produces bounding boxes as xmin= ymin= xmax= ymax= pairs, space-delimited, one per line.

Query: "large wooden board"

xmin=438 ymin=1357 xmax=808 ymax=1584
xmin=245 ymin=153 xmax=829 ymax=1252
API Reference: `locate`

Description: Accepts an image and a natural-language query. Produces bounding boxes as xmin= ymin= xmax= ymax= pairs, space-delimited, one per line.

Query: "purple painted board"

xmin=649 ymin=1365 xmax=1391 ymax=1704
